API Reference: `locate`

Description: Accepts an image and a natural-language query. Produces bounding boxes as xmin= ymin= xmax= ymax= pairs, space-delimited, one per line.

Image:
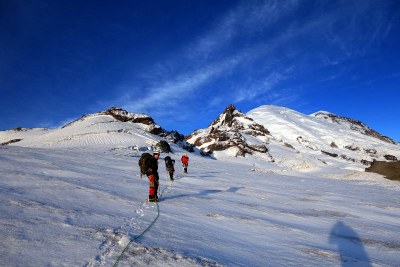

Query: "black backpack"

xmin=165 ymin=156 xmax=173 ymax=168
xmin=139 ymin=153 xmax=153 ymax=175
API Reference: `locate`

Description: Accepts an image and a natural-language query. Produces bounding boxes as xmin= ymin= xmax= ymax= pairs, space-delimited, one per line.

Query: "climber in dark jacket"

xmin=164 ymin=156 xmax=175 ymax=180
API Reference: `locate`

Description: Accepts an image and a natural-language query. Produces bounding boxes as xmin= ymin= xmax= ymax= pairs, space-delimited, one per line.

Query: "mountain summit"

xmin=61 ymin=107 xmax=166 ymax=136
xmin=186 ymin=104 xmax=272 ymax=157
xmin=0 ymin=107 xmax=186 ymax=150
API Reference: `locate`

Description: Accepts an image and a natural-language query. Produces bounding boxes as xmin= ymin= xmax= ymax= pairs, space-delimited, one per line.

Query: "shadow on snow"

xmin=329 ymin=221 xmax=371 ymax=267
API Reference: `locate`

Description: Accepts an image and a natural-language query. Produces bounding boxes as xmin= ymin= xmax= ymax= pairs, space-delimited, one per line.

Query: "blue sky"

xmin=1 ymin=0 xmax=399 ymax=141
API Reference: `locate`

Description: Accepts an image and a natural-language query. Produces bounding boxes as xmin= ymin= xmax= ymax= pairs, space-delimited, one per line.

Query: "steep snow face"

xmin=186 ymin=104 xmax=271 ymax=157
xmin=247 ymin=105 xmax=400 ymax=165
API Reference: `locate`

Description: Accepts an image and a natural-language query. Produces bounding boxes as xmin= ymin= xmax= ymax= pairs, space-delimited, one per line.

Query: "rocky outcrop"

xmin=103 ymin=107 xmax=155 ymax=125
xmin=384 ymin=155 xmax=398 ymax=161
xmin=1 ymin=139 xmax=23 ymax=145
xmin=366 ymin=161 xmax=400 ymax=181
xmin=186 ymin=104 xmax=271 ymax=157
xmin=165 ymin=130 xmax=185 ymax=144
xmin=156 ymin=140 xmax=172 ymax=153
xmin=64 ymin=107 xmax=169 ymax=136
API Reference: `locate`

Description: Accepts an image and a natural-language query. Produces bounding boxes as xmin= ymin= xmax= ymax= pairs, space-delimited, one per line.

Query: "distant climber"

xmin=181 ymin=153 xmax=189 ymax=174
xmin=139 ymin=151 xmax=160 ymax=202
xmin=164 ymin=156 xmax=175 ymax=180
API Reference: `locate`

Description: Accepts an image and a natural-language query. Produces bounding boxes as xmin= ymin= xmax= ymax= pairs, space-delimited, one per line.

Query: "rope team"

xmin=138 ymin=151 xmax=189 ymax=202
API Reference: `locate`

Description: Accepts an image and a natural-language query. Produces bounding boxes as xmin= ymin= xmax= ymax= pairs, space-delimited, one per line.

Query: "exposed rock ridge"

xmin=103 ymin=107 xmax=165 ymax=136
xmin=186 ymin=104 xmax=271 ymax=157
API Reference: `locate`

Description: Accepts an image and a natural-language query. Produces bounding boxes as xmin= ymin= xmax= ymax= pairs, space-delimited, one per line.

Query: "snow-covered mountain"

xmin=2 ymin=105 xmax=399 ymax=172
xmin=311 ymin=111 xmax=396 ymax=144
xmin=185 ymin=104 xmax=400 ymax=170
xmin=247 ymin=105 xmax=399 ymax=165
xmin=0 ymin=107 xmax=188 ymax=152
xmin=186 ymin=104 xmax=272 ymax=158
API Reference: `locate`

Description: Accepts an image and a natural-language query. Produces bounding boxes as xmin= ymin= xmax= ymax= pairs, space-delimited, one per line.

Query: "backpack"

xmin=181 ymin=156 xmax=188 ymax=164
xmin=139 ymin=153 xmax=153 ymax=175
xmin=164 ymin=156 xmax=172 ymax=167
xmin=165 ymin=156 xmax=174 ymax=168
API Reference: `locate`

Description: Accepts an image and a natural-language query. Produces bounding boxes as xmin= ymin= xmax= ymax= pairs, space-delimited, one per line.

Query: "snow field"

xmin=0 ymin=146 xmax=399 ymax=266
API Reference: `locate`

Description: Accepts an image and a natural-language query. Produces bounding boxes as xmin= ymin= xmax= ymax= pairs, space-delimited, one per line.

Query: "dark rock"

xmin=340 ymin=155 xmax=356 ymax=162
xmin=345 ymin=145 xmax=360 ymax=151
xmin=156 ymin=140 xmax=172 ymax=153
xmin=182 ymin=143 xmax=195 ymax=152
xmin=148 ymin=125 xmax=164 ymax=135
xmin=322 ymin=151 xmax=338 ymax=157
xmin=284 ymin=143 xmax=295 ymax=150
xmin=166 ymin=130 xmax=185 ymax=143
xmin=366 ymin=161 xmax=400 ymax=181
xmin=1 ymin=139 xmax=23 ymax=145
xmin=361 ymin=159 xmax=372 ymax=166
xmin=384 ymin=155 xmax=398 ymax=161
xmin=364 ymin=149 xmax=377 ymax=155
xmin=104 ymin=107 xmax=155 ymax=125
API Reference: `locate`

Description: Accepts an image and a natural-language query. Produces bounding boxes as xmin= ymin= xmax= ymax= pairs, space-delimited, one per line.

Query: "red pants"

xmin=148 ymin=174 xmax=158 ymax=200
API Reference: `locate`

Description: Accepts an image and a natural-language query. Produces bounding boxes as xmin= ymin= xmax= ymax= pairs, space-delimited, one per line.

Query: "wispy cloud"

xmin=121 ymin=56 xmax=242 ymax=116
xmin=321 ymin=0 xmax=393 ymax=61
xmin=112 ymin=0 xmax=393 ymax=123
xmin=115 ymin=1 xmax=302 ymax=116
xmin=234 ymin=71 xmax=287 ymax=103
xmin=186 ymin=0 xmax=299 ymax=60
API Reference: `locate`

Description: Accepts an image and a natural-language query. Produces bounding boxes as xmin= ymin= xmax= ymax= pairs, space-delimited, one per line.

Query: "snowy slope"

xmin=247 ymin=105 xmax=400 ymax=165
xmin=0 ymin=128 xmax=50 ymax=145
xmin=0 ymin=108 xmax=177 ymax=151
xmin=1 ymin=105 xmax=400 ymax=266
xmin=1 ymin=146 xmax=399 ymax=266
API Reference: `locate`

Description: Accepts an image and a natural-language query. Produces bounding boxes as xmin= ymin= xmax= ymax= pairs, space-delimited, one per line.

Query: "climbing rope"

xmin=112 ymin=174 xmax=181 ymax=267
xmin=112 ymin=201 xmax=160 ymax=267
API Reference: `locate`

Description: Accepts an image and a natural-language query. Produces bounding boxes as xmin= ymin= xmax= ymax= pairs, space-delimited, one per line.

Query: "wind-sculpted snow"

xmin=1 ymin=146 xmax=400 ymax=266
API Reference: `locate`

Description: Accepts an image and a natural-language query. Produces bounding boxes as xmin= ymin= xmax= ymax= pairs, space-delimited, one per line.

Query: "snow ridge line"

xmin=112 ymin=174 xmax=183 ymax=267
